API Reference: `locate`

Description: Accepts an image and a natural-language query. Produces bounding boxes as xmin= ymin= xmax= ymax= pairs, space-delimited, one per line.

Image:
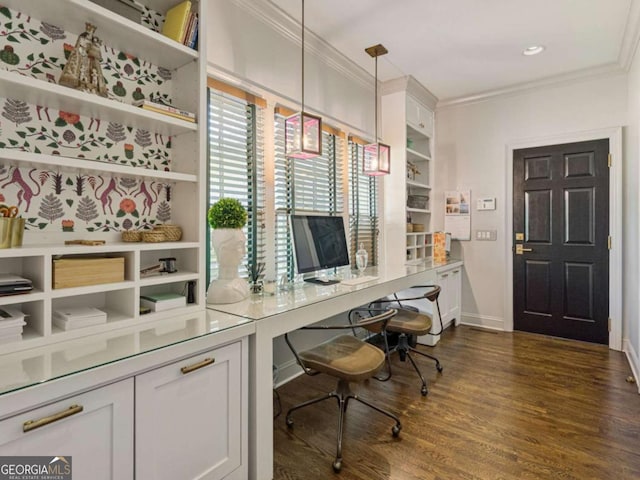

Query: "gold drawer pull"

xmin=181 ymin=357 xmax=215 ymax=374
xmin=23 ymin=404 xmax=83 ymax=433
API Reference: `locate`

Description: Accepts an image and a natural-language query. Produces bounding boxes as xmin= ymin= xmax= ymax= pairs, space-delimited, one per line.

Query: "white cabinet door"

xmin=406 ymin=96 xmax=433 ymax=136
xmin=448 ymin=267 xmax=462 ymax=326
xmin=0 ymin=379 xmax=134 ymax=480
xmin=436 ymin=266 xmax=462 ymax=328
xmin=135 ymin=341 xmax=244 ymax=480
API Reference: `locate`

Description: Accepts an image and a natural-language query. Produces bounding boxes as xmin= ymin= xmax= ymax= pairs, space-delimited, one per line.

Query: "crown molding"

xmin=618 ymin=0 xmax=640 ymax=70
xmin=381 ymin=76 xmax=438 ymax=110
xmin=436 ymin=63 xmax=624 ymax=110
xmin=438 ymin=2 xmax=640 ymax=110
xmin=230 ymin=0 xmax=374 ymax=92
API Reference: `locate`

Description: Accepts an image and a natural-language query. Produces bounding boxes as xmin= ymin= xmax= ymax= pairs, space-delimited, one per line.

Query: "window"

xmin=207 ymin=87 xmax=265 ymax=282
xmin=274 ymin=110 xmax=344 ymax=280
xmin=348 ymin=139 xmax=379 ymax=266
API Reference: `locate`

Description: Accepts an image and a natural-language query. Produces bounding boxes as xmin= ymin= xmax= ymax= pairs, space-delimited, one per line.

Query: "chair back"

xmin=424 ymin=285 xmax=441 ymax=303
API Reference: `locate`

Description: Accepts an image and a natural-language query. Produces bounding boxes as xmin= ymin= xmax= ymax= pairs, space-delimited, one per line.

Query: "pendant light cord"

xmin=374 ymin=54 xmax=378 ymax=142
xmin=301 ymin=0 xmax=305 ymax=115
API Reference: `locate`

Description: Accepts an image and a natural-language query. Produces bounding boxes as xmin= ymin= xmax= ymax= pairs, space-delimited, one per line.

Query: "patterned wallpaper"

xmin=0 ymin=5 xmax=177 ymax=233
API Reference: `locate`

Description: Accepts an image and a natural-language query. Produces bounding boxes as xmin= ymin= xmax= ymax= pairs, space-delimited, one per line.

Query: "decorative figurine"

xmin=59 ymin=23 xmax=108 ymax=97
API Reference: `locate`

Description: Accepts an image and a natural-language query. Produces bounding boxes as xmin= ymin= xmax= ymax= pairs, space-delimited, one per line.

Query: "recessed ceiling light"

xmin=523 ymin=45 xmax=545 ymax=56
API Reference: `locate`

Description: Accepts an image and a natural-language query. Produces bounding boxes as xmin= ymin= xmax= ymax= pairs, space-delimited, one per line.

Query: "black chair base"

xmin=380 ymin=334 xmax=443 ymax=396
xmin=286 ymin=378 xmax=402 ymax=472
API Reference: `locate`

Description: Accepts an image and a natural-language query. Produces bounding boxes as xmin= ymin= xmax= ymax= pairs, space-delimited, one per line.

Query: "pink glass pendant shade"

xmin=363 ymin=142 xmax=391 ymax=175
xmin=285 ymin=111 xmax=322 ymax=159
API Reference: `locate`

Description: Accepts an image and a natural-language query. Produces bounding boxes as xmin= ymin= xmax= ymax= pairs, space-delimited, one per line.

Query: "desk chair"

xmin=369 ymin=285 xmax=444 ymax=396
xmin=284 ymin=308 xmax=401 ymax=473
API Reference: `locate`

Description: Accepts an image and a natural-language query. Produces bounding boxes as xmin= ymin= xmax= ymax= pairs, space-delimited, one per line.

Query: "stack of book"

xmin=0 ymin=307 xmax=26 ymax=344
xmin=133 ymin=99 xmax=196 ymax=123
xmin=53 ymin=307 xmax=108 ymax=331
xmin=161 ymin=0 xmax=199 ymax=49
xmin=140 ymin=292 xmax=186 ymax=312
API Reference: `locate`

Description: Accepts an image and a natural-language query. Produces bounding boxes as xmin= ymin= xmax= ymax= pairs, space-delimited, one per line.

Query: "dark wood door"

xmin=513 ymin=139 xmax=609 ymax=344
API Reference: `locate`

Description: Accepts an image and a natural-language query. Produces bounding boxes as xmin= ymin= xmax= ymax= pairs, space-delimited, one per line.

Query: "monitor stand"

xmin=304 ymin=277 xmax=340 ymax=285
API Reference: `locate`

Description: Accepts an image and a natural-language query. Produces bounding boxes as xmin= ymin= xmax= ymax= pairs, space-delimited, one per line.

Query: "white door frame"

xmin=504 ymin=127 xmax=623 ymax=351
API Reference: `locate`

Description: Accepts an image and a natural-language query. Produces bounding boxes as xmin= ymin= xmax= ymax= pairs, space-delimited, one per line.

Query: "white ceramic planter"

xmin=206 ymin=228 xmax=249 ymax=304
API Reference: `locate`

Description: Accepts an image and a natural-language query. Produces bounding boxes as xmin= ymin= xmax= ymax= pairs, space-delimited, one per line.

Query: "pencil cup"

xmin=10 ymin=217 xmax=24 ymax=247
xmin=0 ymin=218 xmax=12 ymax=249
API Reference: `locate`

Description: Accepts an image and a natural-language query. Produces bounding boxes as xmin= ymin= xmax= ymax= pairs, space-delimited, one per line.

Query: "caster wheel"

xmin=332 ymin=459 xmax=342 ymax=473
xmin=421 ymin=386 xmax=428 ymax=396
xmin=392 ymin=424 xmax=402 ymax=437
xmin=285 ymin=416 xmax=294 ymax=428
xmin=437 ymin=364 xmax=444 ymax=373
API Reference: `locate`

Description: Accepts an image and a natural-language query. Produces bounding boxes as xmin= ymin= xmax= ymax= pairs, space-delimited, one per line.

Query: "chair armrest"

xmin=284 ymin=309 xmax=397 ymax=376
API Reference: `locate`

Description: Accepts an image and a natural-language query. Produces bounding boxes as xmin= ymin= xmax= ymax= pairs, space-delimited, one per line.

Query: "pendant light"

xmin=285 ymin=0 xmax=322 ymax=159
xmin=363 ymin=44 xmax=390 ymax=176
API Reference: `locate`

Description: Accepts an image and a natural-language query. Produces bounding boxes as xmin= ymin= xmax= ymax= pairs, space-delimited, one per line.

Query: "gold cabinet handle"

xmin=181 ymin=357 xmax=215 ymax=375
xmin=23 ymin=404 xmax=83 ymax=433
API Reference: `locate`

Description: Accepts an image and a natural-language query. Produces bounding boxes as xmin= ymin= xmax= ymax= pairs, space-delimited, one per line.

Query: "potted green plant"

xmin=206 ymin=198 xmax=249 ymax=304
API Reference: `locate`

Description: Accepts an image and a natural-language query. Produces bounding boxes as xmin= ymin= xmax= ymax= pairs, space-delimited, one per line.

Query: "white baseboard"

xmin=274 ymin=359 xmax=304 ymax=388
xmin=460 ymin=312 xmax=505 ymax=331
xmin=623 ymin=338 xmax=640 ymax=394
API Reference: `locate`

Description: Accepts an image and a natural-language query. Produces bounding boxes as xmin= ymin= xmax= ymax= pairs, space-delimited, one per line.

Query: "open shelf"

xmin=0 ymin=151 xmax=197 ymax=183
xmin=2 ymin=0 xmax=198 ymax=70
xmin=407 ymin=179 xmax=431 ymax=189
xmin=406 ymin=147 xmax=431 ymax=162
xmin=0 ymin=71 xmax=197 ymax=137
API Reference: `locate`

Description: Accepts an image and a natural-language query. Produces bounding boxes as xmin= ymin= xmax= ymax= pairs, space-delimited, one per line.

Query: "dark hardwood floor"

xmin=273 ymin=325 xmax=640 ymax=479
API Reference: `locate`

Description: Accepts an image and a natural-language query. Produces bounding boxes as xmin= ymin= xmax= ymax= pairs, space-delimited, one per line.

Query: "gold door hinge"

xmin=608 ymin=236 xmax=612 ymax=250
xmin=608 ymin=318 xmax=612 ymax=332
xmin=608 ymin=154 xmax=612 ymax=167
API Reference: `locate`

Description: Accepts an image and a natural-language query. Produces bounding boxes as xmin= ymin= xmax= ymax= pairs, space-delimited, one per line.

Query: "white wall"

xmin=206 ymin=0 xmax=374 ymax=135
xmin=435 ymin=73 xmax=630 ymax=334
xmin=625 ymin=50 xmax=640 ymax=386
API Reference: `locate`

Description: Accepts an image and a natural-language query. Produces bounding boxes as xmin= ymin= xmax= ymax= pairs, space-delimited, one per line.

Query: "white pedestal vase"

xmin=206 ymin=228 xmax=249 ymax=304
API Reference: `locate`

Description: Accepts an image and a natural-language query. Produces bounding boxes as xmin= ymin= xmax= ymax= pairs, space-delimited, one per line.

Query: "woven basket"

xmin=412 ymin=223 xmax=425 ymax=232
xmin=142 ymin=231 xmax=166 ymax=243
xmin=154 ymin=224 xmax=182 ymax=241
xmin=406 ymin=223 xmax=414 ymax=233
xmin=121 ymin=230 xmax=142 ymax=242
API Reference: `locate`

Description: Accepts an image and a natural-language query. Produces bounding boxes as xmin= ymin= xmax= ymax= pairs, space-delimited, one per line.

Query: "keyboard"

xmin=340 ymin=275 xmax=379 ymax=286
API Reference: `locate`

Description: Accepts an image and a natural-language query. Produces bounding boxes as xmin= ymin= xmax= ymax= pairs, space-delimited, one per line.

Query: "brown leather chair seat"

xmin=284 ymin=308 xmax=401 ymax=473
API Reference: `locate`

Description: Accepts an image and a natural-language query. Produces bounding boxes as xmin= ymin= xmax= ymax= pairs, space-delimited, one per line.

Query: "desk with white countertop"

xmin=208 ymin=258 xmax=463 ymax=480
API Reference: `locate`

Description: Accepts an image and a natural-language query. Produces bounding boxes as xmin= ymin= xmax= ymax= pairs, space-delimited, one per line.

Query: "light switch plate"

xmin=475 ymin=229 xmax=497 ymax=241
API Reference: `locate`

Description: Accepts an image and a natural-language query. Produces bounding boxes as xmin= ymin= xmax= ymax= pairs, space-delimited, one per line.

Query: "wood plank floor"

xmin=273 ymin=325 xmax=640 ymax=479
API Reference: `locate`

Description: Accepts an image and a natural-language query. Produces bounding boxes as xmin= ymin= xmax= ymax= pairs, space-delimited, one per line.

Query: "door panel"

xmin=524 ymin=260 xmax=551 ymax=314
xmin=513 ymin=139 xmax=609 ymax=344
xmin=565 ymin=188 xmax=594 ymax=244
xmin=564 ymin=262 xmax=594 ymax=320
xmin=525 ymin=190 xmax=552 ymax=243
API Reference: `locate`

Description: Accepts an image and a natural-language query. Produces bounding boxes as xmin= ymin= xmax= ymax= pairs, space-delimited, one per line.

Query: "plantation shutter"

xmin=274 ymin=111 xmax=344 ymax=280
xmin=348 ymin=140 xmax=379 ymax=266
xmin=207 ymin=88 xmax=265 ymax=281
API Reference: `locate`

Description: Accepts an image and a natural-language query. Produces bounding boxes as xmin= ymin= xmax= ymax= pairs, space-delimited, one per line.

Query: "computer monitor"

xmin=290 ymin=214 xmax=350 ymax=284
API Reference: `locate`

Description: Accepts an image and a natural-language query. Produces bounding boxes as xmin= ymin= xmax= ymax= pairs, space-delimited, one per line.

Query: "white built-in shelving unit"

xmin=381 ymin=78 xmax=436 ymax=266
xmin=0 ymin=0 xmax=206 ymax=354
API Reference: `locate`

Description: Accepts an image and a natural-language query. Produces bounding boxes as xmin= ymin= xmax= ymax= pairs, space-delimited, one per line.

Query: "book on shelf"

xmin=161 ymin=0 xmax=192 ymax=43
xmin=132 ymin=99 xmax=196 ymax=122
xmin=53 ymin=306 xmax=108 ymax=331
xmin=140 ymin=292 xmax=186 ymax=312
xmin=187 ymin=16 xmax=199 ymax=49
xmin=0 ymin=307 xmax=26 ymax=340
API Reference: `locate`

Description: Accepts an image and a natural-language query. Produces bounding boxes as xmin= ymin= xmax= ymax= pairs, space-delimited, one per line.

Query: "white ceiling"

xmin=269 ymin=0 xmax=639 ymax=102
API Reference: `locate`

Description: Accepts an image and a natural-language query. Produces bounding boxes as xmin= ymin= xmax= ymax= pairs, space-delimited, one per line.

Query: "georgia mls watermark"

xmin=0 ymin=456 xmax=72 ymax=480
